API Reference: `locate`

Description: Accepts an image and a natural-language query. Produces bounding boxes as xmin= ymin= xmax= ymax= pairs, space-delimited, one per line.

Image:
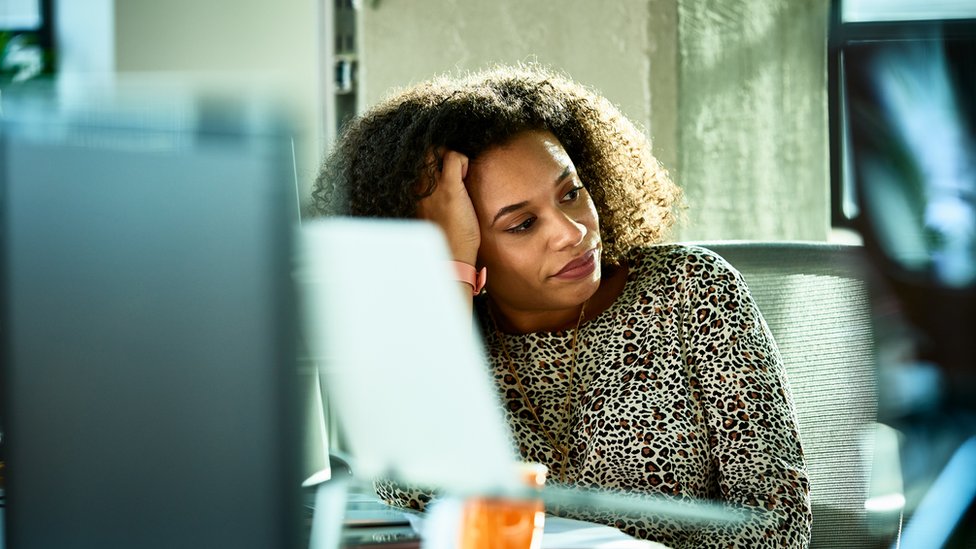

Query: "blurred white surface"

xmin=297 ymin=218 xmax=519 ymax=494
xmin=541 ymin=516 xmax=668 ymax=549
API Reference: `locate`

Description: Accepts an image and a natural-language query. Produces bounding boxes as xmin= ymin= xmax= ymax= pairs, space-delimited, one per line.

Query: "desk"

xmin=322 ymin=485 xmax=665 ymax=549
xmin=0 ymin=485 xmax=665 ymax=549
xmin=541 ymin=517 xmax=666 ymax=548
xmin=338 ymin=514 xmax=662 ymax=549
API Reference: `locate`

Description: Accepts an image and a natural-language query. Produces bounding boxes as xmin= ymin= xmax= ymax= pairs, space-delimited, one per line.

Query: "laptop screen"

xmin=297 ymin=218 xmax=521 ymax=495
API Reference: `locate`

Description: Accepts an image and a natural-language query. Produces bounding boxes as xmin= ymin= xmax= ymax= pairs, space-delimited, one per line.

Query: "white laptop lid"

xmin=297 ymin=218 xmax=520 ymax=494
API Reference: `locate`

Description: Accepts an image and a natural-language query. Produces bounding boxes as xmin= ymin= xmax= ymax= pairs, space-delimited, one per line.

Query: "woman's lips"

xmin=552 ymin=249 xmax=598 ymax=280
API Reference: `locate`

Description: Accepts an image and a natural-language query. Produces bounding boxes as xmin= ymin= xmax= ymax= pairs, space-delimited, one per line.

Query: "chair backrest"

xmin=694 ymin=241 xmax=881 ymax=549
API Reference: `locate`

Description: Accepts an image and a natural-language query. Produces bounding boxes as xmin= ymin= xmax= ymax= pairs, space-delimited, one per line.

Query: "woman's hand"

xmin=416 ymin=150 xmax=481 ymax=266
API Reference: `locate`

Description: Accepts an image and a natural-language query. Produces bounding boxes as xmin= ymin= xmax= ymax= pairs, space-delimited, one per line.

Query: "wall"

xmin=111 ymin=0 xmax=323 ymax=203
xmin=58 ymin=0 xmax=327 ymax=478
xmin=359 ymin=0 xmax=657 ymax=140
xmin=55 ymin=0 xmax=115 ymax=76
xmin=675 ymin=0 xmax=830 ymax=241
xmin=358 ymin=0 xmax=832 ymax=242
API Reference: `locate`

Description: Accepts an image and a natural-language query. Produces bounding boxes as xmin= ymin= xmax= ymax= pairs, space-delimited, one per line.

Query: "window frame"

xmin=827 ymin=0 xmax=976 ymax=228
xmin=0 ymin=0 xmax=54 ymax=80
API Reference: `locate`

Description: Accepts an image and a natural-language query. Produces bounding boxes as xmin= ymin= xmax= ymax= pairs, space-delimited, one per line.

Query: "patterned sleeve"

xmin=373 ymin=477 xmax=437 ymax=512
xmin=678 ymin=248 xmax=812 ymax=548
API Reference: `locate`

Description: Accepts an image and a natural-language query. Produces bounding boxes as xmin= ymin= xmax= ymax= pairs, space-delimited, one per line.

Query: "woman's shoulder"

xmin=620 ymin=243 xmax=749 ymax=306
xmin=625 ymin=243 xmax=739 ymax=279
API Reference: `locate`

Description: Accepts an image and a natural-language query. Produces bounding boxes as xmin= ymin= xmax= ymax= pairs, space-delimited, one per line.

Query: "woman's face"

xmin=466 ymin=130 xmax=602 ymax=319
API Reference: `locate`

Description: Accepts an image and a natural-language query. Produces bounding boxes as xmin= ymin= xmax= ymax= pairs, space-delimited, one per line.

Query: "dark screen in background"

xmin=844 ymin=36 xmax=976 ymax=411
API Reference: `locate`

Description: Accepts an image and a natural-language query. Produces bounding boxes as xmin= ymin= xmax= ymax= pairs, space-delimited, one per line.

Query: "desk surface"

xmin=339 ymin=514 xmax=662 ymax=549
xmin=0 ymin=486 xmax=667 ymax=549
xmin=335 ymin=488 xmax=665 ymax=549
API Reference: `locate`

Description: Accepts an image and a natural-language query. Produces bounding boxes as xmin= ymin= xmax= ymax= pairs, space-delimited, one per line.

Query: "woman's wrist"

xmin=450 ymin=261 xmax=486 ymax=296
xmin=448 ymin=242 xmax=479 ymax=267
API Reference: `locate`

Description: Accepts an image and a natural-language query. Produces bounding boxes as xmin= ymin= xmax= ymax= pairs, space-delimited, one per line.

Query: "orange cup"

xmin=458 ymin=463 xmax=548 ymax=549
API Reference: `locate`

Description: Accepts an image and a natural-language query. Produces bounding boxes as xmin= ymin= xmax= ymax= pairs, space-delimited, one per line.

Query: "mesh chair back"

xmin=695 ymin=241 xmax=881 ymax=549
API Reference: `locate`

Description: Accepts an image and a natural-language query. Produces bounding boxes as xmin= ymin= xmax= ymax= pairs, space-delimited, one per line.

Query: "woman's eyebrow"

xmin=491 ymin=200 xmax=529 ymax=227
xmin=555 ymin=164 xmax=573 ymax=184
xmin=490 ymin=165 xmax=574 ymax=227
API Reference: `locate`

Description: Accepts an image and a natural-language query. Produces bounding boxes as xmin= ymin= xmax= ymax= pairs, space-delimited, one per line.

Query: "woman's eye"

xmin=562 ymin=186 xmax=583 ymax=202
xmin=506 ymin=217 xmax=536 ymax=233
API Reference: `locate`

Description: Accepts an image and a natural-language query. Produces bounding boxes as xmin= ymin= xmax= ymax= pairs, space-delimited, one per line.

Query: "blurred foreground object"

xmin=833 ymin=3 xmax=976 ymax=545
xmin=846 ymin=35 xmax=976 ymax=405
xmin=457 ymin=463 xmax=546 ymax=549
xmin=0 ymin=79 xmax=302 ymax=548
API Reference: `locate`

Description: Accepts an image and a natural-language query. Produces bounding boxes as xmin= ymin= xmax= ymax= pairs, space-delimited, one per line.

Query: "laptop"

xmin=297 ymin=219 xmax=518 ymax=495
xmin=297 ymin=217 xmax=741 ymax=525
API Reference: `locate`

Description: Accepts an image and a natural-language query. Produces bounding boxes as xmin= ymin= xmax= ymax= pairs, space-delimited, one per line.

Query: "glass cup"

xmin=457 ymin=462 xmax=548 ymax=549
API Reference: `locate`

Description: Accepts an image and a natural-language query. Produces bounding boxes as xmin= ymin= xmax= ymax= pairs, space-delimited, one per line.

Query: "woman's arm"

xmin=373 ymin=478 xmax=437 ymax=512
xmin=680 ymin=248 xmax=812 ymax=548
xmin=415 ymin=150 xmax=482 ymax=306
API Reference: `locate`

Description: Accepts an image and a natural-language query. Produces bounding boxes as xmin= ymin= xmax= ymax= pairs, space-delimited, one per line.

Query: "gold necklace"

xmin=493 ymin=301 xmax=587 ymax=483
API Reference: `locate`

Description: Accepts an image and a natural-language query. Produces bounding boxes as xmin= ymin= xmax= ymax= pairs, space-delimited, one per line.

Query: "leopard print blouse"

xmin=376 ymin=245 xmax=812 ymax=548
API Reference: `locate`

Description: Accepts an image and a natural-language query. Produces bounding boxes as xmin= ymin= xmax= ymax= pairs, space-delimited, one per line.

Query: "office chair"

xmin=695 ymin=241 xmax=894 ymax=549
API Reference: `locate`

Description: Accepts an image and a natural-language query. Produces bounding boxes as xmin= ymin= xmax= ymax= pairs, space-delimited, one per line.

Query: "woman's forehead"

xmin=473 ymin=131 xmax=573 ymax=177
xmin=466 ymin=132 xmax=577 ymax=213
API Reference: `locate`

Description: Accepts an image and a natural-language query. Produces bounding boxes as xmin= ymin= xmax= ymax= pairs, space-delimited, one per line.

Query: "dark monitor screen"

xmin=832 ymin=23 xmax=976 ymax=546
xmin=841 ymin=35 xmax=976 ymax=405
xmin=0 ymin=83 xmax=302 ymax=549
xmin=843 ymin=36 xmax=976 ymax=290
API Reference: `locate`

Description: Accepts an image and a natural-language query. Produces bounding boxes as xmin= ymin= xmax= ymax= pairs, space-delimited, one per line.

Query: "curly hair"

xmin=311 ymin=64 xmax=682 ymax=265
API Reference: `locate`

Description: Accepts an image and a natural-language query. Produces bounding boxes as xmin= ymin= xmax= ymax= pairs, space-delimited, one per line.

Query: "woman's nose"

xmin=549 ymin=211 xmax=586 ymax=251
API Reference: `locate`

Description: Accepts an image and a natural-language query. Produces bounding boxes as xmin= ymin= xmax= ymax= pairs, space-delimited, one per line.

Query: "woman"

xmin=312 ymin=64 xmax=812 ymax=548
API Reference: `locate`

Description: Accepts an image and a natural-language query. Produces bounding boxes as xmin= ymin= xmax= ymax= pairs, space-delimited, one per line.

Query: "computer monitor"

xmin=840 ymin=34 xmax=976 ymax=410
xmin=0 ymin=81 xmax=303 ymax=549
xmin=833 ymin=22 xmax=976 ymax=549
